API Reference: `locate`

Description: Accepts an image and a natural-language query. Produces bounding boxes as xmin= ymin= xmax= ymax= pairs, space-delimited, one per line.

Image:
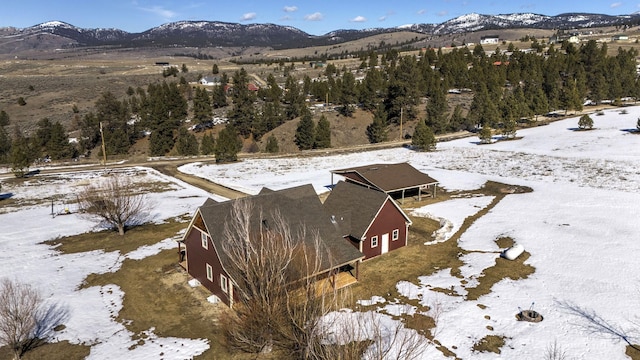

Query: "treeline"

xmin=1 ymin=39 xmax=638 ymax=174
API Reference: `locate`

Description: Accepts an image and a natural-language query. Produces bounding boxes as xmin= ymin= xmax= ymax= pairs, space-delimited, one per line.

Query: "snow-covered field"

xmin=180 ymin=107 xmax=640 ymax=359
xmin=0 ymin=167 xmax=223 ymax=359
xmin=0 ymin=107 xmax=639 ymax=358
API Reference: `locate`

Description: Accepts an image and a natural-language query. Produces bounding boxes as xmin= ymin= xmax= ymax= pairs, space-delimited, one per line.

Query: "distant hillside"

xmin=1 ymin=12 xmax=639 ymax=55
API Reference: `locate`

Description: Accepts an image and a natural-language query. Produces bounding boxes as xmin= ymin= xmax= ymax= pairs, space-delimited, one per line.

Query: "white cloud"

xmin=379 ymin=10 xmax=395 ymax=21
xmin=280 ymin=15 xmax=293 ymax=21
xmin=139 ymin=6 xmax=177 ymax=20
xmin=437 ymin=10 xmax=449 ymax=16
xmin=241 ymin=12 xmax=257 ymax=21
xmin=610 ymin=1 xmax=622 ymax=8
xmin=304 ymin=12 xmax=323 ymax=21
xmin=351 ymin=16 xmax=367 ymax=23
xmin=417 ymin=9 xmax=426 ymax=15
xmin=284 ymin=6 xmax=298 ymax=13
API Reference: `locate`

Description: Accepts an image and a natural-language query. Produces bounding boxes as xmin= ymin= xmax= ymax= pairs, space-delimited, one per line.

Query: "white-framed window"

xmin=206 ymin=263 xmax=213 ymax=282
xmin=201 ymin=231 xmax=208 ymax=249
xmin=392 ymin=229 xmax=399 ymax=241
xmin=220 ymin=275 xmax=228 ymax=293
xmin=371 ymin=235 xmax=378 ymax=248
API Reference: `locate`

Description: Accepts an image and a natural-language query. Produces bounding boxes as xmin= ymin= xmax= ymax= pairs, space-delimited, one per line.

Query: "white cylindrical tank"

xmin=502 ymin=243 xmax=525 ymax=260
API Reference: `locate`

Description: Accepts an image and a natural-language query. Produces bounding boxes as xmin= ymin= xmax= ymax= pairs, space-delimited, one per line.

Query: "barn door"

xmin=381 ymin=233 xmax=389 ymax=254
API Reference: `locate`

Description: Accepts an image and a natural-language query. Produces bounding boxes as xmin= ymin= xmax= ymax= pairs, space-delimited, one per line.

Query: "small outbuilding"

xmin=330 ymin=162 xmax=439 ymax=203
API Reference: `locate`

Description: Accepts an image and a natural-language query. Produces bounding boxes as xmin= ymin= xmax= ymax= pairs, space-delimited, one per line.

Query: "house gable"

xmin=324 ymin=181 xmax=411 ymax=259
xmin=182 ymin=210 xmax=235 ymax=306
xmin=360 ymin=198 xmax=411 ymax=259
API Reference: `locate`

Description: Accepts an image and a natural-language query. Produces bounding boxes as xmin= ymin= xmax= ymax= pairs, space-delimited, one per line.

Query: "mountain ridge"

xmin=1 ymin=12 xmax=639 ymax=53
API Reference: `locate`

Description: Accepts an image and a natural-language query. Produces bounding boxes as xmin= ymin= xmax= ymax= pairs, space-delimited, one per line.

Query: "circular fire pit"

xmin=516 ymin=309 xmax=543 ymax=322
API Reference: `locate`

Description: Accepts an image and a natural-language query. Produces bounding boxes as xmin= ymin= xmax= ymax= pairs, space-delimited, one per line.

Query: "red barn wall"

xmin=184 ymin=225 xmax=233 ymax=307
xmin=361 ymin=199 xmax=408 ymax=259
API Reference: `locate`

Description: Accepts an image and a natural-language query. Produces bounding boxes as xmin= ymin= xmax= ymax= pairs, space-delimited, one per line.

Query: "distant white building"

xmin=199 ymin=76 xmax=221 ymax=86
xmin=612 ymin=34 xmax=630 ymax=42
xmin=480 ymin=35 xmax=500 ymax=45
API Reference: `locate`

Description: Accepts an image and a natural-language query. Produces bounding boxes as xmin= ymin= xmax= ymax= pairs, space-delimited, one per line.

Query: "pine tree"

xmin=176 ymin=127 xmax=199 ymax=156
xmin=384 ymin=56 xmax=421 ymax=124
xmin=200 ymin=133 xmax=215 ymax=155
xmin=215 ymin=125 xmax=242 ymax=163
xmin=192 ymin=87 xmax=212 ymax=123
xmin=314 ymin=115 xmax=331 ymax=149
xmin=636 ymin=117 xmax=640 ymax=132
xmin=448 ymin=104 xmax=470 ymax=132
xmin=366 ymin=105 xmax=388 ymax=143
xmin=338 ymin=71 xmax=357 ymax=116
xmin=284 ymin=75 xmax=304 ymax=120
xmin=501 ymin=117 xmax=517 ymax=139
xmin=227 ymin=68 xmax=256 ymax=137
xmin=478 ymin=126 xmax=493 ymax=144
xmin=578 ymin=114 xmax=594 ymax=130
xmin=10 ymin=126 xmax=34 ymax=177
xmin=212 ymin=84 xmax=228 ymax=108
xmin=149 ymin=127 xmax=175 ymax=156
xmin=294 ymin=111 xmax=315 ymax=150
xmin=212 ymin=63 xmax=219 ymax=74
xmin=47 ymin=121 xmax=74 ymax=159
xmin=94 ymin=92 xmax=133 ymax=155
xmin=264 ymin=74 xmax=282 ymax=103
xmin=412 ymin=119 xmax=437 ymax=151
xmin=358 ymin=68 xmax=383 ymax=111
xmin=264 ymin=135 xmax=279 ymax=153
xmin=425 ymin=85 xmax=448 ymax=134
xmin=0 ymin=125 xmax=10 ymax=163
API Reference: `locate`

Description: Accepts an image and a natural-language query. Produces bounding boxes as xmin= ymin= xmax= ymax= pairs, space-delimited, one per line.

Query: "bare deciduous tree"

xmin=318 ymin=310 xmax=435 ymax=360
xmin=78 ymin=174 xmax=149 ymax=235
xmin=545 ymin=340 xmax=570 ymax=360
xmin=559 ymin=300 xmax=640 ymax=352
xmin=220 ymin=199 xmax=361 ymax=359
xmin=0 ymin=279 xmax=68 ymax=360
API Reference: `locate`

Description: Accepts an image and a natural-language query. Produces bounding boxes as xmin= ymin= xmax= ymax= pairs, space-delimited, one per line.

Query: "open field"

xmin=3 ymin=22 xmax=640 ymax=142
xmin=1 ymin=107 xmax=639 ymax=358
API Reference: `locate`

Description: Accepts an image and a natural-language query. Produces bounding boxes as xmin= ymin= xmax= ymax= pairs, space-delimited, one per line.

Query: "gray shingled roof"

xmin=324 ymin=181 xmax=409 ymax=239
xmin=331 ymin=162 xmax=438 ymax=193
xmin=197 ymin=184 xmax=364 ymax=283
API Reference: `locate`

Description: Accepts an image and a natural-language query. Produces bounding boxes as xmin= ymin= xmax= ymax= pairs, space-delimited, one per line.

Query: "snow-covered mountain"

xmin=407 ymin=12 xmax=639 ymax=34
xmin=1 ymin=12 xmax=638 ymax=54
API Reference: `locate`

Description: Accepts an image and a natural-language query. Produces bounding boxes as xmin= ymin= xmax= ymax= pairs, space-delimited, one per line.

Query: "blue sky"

xmin=2 ymin=1 xmax=638 ymax=35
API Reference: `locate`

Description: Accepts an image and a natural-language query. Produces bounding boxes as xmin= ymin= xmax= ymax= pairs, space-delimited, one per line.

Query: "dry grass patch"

xmin=83 ymin=248 xmax=233 ymax=360
xmin=0 ymin=341 xmax=90 ymax=360
xmin=627 ymin=345 xmax=640 ymax=360
xmin=44 ymin=220 xmax=185 ymax=254
xmin=400 ymin=313 xmax=437 ymax=340
xmin=472 ymin=335 xmax=507 ymax=354
xmin=466 ymin=252 xmax=535 ymax=301
xmin=49 ymin=216 xmax=277 ymax=359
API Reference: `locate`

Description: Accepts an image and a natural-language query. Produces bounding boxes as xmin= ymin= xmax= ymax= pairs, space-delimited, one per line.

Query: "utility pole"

xmin=99 ymin=121 xmax=107 ymax=167
xmin=399 ymin=107 xmax=403 ymax=141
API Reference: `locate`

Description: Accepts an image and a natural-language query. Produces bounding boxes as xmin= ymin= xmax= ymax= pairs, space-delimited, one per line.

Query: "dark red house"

xmin=323 ymin=181 xmax=412 ymax=260
xmin=180 ymin=184 xmax=364 ymax=308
